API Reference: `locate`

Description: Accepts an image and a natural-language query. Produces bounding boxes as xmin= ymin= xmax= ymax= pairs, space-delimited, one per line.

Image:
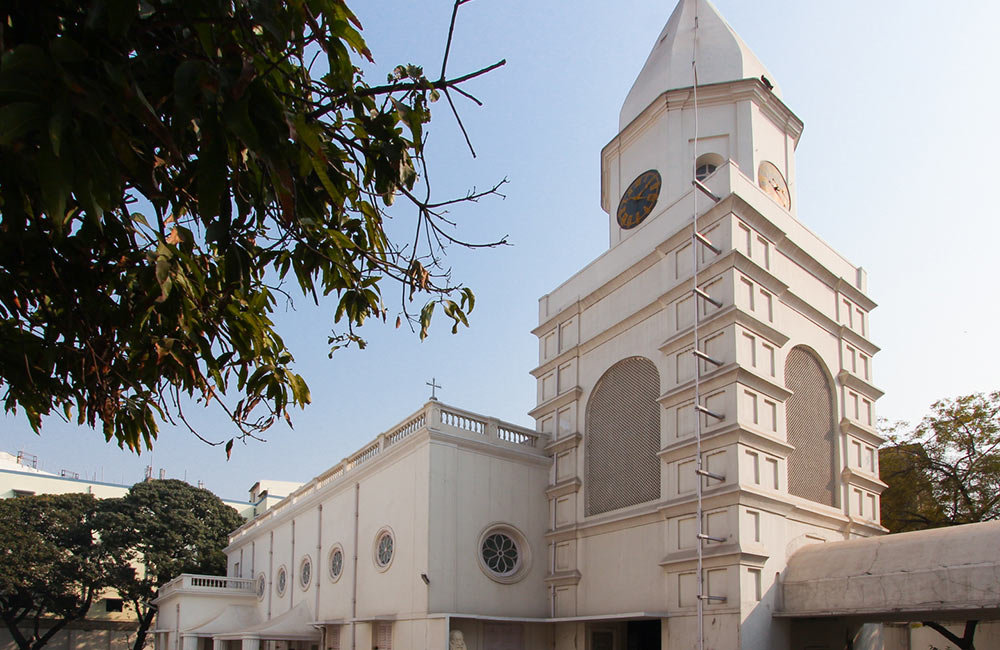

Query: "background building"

xmin=0 ymin=451 xmax=255 ymax=650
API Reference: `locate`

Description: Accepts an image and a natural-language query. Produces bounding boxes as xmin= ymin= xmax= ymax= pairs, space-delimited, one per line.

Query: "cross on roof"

xmin=426 ymin=377 xmax=441 ymax=401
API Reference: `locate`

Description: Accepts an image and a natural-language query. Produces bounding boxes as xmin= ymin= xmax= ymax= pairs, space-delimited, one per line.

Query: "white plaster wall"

xmin=316 ymin=488 xmax=356 ymax=623
xmin=225 ymin=440 xmax=432 ymax=625
xmin=574 ymin=523 xmax=665 ymax=614
xmin=426 ymin=440 xmax=548 ymax=617
xmin=289 ymin=511 xmax=318 ymax=612
xmin=269 ymin=523 xmax=293 ymax=618
xmin=353 ymin=444 xmax=430 ymax=620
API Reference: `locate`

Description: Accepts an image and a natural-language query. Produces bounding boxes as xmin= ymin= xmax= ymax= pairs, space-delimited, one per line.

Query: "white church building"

xmin=152 ymin=2 xmax=1000 ymax=650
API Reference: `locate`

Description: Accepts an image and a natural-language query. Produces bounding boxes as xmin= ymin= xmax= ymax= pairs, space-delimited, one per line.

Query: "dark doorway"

xmin=626 ymin=620 xmax=661 ymax=650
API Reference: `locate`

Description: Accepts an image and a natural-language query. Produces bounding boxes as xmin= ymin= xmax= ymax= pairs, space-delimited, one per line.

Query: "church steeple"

xmin=620 ymin=0 xmax=781 ymax=129
xmin=601 ymin=0 xmax=802 ymax=248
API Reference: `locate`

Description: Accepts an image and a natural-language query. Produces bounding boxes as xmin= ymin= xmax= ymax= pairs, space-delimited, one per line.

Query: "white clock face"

xmin=757 ymin=161 xmax=790 ymax=210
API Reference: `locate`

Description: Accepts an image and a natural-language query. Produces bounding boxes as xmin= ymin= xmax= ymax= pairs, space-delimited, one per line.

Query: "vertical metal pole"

xmin=316 ymin=504 xmax=323 ymax=618
xmin=351 ymin=483 xmax=359 ymax=650
xmin=690 ymin=7 xmax=705 ymax=650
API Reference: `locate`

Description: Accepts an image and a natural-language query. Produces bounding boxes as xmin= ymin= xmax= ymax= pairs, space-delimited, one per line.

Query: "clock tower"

xmin=532 ymin=1 xmax=885 ymax=649
xmin=602 ymin=0 xmax=802 ymax=247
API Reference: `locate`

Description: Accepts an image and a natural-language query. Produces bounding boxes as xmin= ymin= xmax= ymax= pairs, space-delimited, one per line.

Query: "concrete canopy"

xmin=619 ymin=0 xmax=781 ymax=129
xmin=183 ymin=605 xmax=258 ymax=637
xmin=778 ymin=521 xmax=1000 ymax=621
xmin=215 ymin=603 xmax=320 ymax=641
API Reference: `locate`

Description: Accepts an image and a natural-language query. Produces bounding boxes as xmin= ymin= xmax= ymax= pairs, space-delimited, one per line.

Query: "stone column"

xmin=241 ymin=638 xmax=261 ymax=650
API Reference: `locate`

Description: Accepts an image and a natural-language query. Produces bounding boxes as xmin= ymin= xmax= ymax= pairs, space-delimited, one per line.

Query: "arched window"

xmin=695 ymin=163 xmax=717 ymax=181
xmin=784 ymin=347 xmax=837 ymax=506
xmin=585 ymin=357 xmax=661 ymax=516
xmin=695 ymin=153 xmax=724 ymax=181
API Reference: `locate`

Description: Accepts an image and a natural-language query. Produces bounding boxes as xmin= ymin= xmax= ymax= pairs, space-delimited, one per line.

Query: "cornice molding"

xmin=528 ymin=387 xmax=583 ymax=419
xmin=546 ymin=477 xmax=583 ymax=499
xmin=839 ymin=325 xmax=880 ymax=356
xmin=544 ymin=432 xmax=583 ymax=455
xmin=659 ymin=546 xmax=770 ymax=570
xmin=544 ymin=570 xmax=583 ymax=587
xmin=530 ymin=346 xmax=579 ymax=379
xmin=837 ymin=370 xmax=885 ymax=400
xmin=841 ymin=467 xmax=888 ymax=492
xmin=658 ymin=424 xmax=794 ymax=462
xmin=839 ymin=418 xmax=885 ymax=447
xmin=532 ymin=299 xmax=581 ymax=337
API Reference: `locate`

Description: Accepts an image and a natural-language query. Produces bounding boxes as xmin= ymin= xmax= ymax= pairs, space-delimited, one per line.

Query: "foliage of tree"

xmin=879 ymin=391 xmax=1000 ymax=533
xmin=0 ymin=0 xmax=505 ymax=453
xmin=879 ymin=393 xmax=999 ymax=649
xmin=100 ymin=479 xmax=244 ymax=650
xmin=0 ymin=493 xmax=126 ymax=650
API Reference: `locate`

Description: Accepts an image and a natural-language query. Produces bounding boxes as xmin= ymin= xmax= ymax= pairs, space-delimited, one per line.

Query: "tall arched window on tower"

xmin=585 ymin=357 xmax=661 ymax=516
xmin=783 ymin=346 xmax=837 ymax=506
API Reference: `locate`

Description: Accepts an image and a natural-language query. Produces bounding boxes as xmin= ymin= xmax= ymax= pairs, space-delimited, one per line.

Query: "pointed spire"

xmin=619 ymin=0 xmax=781 ymax=129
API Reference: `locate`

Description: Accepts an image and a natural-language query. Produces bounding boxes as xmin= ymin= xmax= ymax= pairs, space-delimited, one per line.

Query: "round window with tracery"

xmin=255 ymin=573 xmax=265 ymax=600
xmin=373 ymin=528 xmax=394 ymax=571
xmin=275 ymin=566 xmax=287 ymax=596
xmin=482 ymin=533 xmax=519 ymax=575
xmin=299 ymin=556 xmax=312 ymax=589
xmin=329 ymin=546 xmax=344 ymax=582
xmin=477 ymin=524 xmax=530 ymax=584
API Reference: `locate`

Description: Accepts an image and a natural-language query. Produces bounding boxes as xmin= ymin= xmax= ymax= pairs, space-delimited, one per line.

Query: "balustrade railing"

xmin=158 ymin=574 xmax=255 ymax=598
xmin=346 ymin=440 xmax=380 ymax=469
xmin=440 ymin=409 xmax=486 ymax=434
xmin=229 ymin=401 xmax=545 ymax=543
xmin=498 ymin=425 xmax=536 ymax=447
xmin=386 ymin=413 xmax=426 ymax=446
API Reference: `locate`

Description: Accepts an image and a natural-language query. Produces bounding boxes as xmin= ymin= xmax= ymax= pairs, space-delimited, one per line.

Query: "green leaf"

xmin=0 ymin=102 xmax=44 ymax=145
xmin=197 ymin=114 xmax=228 ymax=219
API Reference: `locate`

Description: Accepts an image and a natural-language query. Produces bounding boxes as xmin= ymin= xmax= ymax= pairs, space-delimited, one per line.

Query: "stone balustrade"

xmin=157 ymin=574 xmax=256 ymax=600
xmin=228 ymin=401 xmax=545 ymax=544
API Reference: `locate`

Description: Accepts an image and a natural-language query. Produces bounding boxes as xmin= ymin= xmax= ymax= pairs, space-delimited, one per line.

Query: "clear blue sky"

xmin=3 ymin=1 xmax=999 ymax=500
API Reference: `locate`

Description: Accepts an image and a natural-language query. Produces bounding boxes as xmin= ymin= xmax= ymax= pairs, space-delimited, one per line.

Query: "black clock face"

xmin=616 ymin=170 xmax=662 ymax=230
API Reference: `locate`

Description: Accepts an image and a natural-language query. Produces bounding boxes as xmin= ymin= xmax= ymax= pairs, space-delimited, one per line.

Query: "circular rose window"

xmin=482 ymin=533 xmax=519 ymax=575
xmin=275 ymin=566 xmax=287 ymax=596
xmin=477 ymin=524 xmax=530 ymax=584
xmin=329 ymin=545 xmax=344 ymax=582
xmin=299 ymin=556 xmax=312 ymax=589
xmin=374 ymin=528 xmax=394 ymax=571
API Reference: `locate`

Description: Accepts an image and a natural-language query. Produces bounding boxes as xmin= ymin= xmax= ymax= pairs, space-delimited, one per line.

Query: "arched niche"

xmin=584 ymin=356 xmax=661 ymax=516
xmin=783 ymin=346 xmax=837 ymax=506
